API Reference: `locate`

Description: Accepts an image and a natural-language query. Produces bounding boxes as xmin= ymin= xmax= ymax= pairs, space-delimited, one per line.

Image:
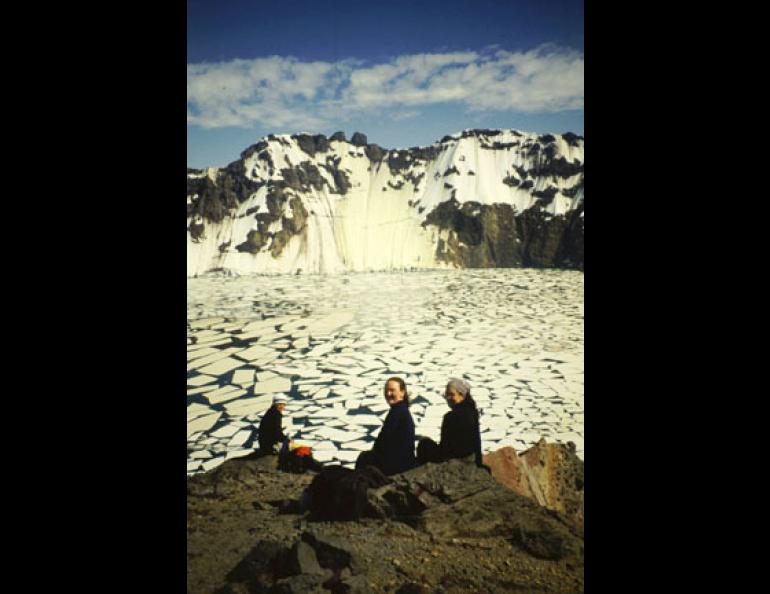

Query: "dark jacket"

xmin=258 ymin=405 xmax=286 ymax=453
xmin=372 ymin=400 xmax=416 ymax=475
xmin=440 ymin=398 xmax=483 ymax=466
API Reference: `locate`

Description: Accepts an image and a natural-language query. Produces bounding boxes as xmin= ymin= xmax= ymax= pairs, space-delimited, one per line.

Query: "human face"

xmin=275 ymin=403 xmax=286 ymax=413
xmin=444 ymin=386 xmax=465 ymax=407
xmin=384 ymin=380 xmax=405 ymax=405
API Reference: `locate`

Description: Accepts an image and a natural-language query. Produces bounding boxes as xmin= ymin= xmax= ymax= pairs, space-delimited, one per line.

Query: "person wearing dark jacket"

xmin=417 ymin=378 xmax=485 ymax=468
xmin=356 ymin=377 xmax=416 ymax=476
xmin=258 ymin=395 xmax=288 ymax=454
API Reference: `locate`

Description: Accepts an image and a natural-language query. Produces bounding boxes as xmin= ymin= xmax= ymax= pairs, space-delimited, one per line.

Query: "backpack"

xmin=278 ymin=441 xmax=321 ymax=474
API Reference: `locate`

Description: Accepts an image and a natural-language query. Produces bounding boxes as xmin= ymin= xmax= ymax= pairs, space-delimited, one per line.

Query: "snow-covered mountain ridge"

xmin=187 ymin=128 xmax=584 ymax=275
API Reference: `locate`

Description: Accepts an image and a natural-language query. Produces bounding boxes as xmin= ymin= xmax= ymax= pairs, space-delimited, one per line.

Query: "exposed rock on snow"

xmin=187 ymin=128 xmax=584 ymax=276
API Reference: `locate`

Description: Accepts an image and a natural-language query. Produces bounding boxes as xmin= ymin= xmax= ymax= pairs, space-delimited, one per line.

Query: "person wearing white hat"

xmin=258 ymin=394 xmax=288 ymax=454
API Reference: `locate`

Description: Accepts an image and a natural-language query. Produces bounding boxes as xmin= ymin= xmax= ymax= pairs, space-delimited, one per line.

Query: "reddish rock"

xmin=483 ymin=439 xmax=584 ymax=533
xmin=481 ymin=447 xmax=534 ymax=500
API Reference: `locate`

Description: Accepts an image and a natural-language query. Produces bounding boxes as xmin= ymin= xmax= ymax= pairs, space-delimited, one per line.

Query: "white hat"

xmin=273 ymin=395 xmax=288 ymax=404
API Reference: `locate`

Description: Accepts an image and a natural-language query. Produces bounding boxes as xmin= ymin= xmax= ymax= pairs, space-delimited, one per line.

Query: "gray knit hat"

xmin=273 ymin=394 xmax=288 ymax=404
xmin=447 ymin=377 xmax=470 ymax=396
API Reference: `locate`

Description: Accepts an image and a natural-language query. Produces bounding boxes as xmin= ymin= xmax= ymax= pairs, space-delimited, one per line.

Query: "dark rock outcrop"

xmin=562 ymin=132 xmax=583 ymax=147
xmin=445 ymin=129 xmax=506 ymax=142
xmin=188 ymin=447 xmax=584 ymax=594
xmin=515 ymin=203 xmax=584 ymax=270
xmin=280 ymin=164 xmax=324 ymax=192
xmin=480 ymin=141 xmax=520 ymax=150
xmin=526 ymin=142 xmax=542 ymax=157
xmin=532 ymin=187 xmax=559 ymax=207
xmin=294 ymin=133 xmax=330 ymax=158
xmin=561 ymin=179 xmax=584 ymax=198
xmin=235 ymin=229 xmax=267 ymax=254
xmin=187 ymin=163 xmax=264 ymax=225
xmin=350 ymin=132 xmax=368 ymax=147
xmin=189 ymin=219 xmax=206 ymax=242
xmin=387 ymin=150 xmax=411 ymax=173
xmin=514 ymin=165 xmax=529 ymax=179
xmin=331 ymin=168 xmax=352 ymax=194
xmin=240 ymin=140 xmax=269 ymax=161
xmin=405 ymin=145 xmax=441 ymax=162
xmin=364 ymin=143 xmax=385 ymax=162
xmin=403 ymin=171 xmax=425 ymax=189
xmin=531 ymin=156 xmax=583 ymax=179
xmin=443 ymin=165 xmax=459 ymax=177
xmin=422 ymin=198 xmax=584 ymax=270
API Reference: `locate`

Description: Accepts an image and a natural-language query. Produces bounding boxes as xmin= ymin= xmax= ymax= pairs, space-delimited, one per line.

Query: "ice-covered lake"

xmin=187 ymin=269 xmax=584 ymax=474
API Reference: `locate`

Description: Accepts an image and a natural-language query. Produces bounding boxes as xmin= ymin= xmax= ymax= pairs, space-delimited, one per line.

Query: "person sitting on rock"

xmin=417 ymin=378 xmax=485 ymax=468
xmin=258 ymin=394 xmax=288 ymax=454
xmin=355 ymin=377 xmax=416 ymax=475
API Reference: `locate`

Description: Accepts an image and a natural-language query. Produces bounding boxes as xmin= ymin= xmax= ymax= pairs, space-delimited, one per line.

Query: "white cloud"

xmin=187 ymin=46 xmax=583 ymax=130
xmin=391 ymin=110 xmax=421 ymax=121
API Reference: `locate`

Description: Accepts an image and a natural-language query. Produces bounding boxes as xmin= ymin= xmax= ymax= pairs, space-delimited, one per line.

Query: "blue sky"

xmin=187 ymin=0 xmax=584 ymax=168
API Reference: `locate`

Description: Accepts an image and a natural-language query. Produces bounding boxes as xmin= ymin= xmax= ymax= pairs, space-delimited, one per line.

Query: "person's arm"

xmin=257 ymin=409 xmax=272 ymax=449
xmin=390 ymin=406 xmax=415 ymax=462
xmin=473 ymin=415 xmax=484 ymax=467
xmin=403 ymin=409 xmax=416 ymax=468
xmin=275 ymin=411 xmax=286 ymax=443
xmin=372 ymin=409 xmax=392 ymax=457
xmin=379 ymin=405 xmax=414 ymax=474
xmin=404 ymin=410 xmax=415 ymax=447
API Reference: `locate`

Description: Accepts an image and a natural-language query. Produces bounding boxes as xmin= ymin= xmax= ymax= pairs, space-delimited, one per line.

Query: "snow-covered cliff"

xmin=187 ymin=128 xmax=584 ymax=276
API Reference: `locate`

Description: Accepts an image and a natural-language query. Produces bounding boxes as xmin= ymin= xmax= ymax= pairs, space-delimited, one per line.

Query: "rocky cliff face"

xmin=187 ymin=443 xmax=584 ymax=594
xmin=187 ymin=129 xmax=584 ymax=276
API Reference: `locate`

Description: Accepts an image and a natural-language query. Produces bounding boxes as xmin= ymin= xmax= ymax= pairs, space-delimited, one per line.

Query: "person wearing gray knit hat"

xmin=446 ymin=377 xmax=471 ymax=400
xmin=416 ymin=377 xmax=485 ymax=469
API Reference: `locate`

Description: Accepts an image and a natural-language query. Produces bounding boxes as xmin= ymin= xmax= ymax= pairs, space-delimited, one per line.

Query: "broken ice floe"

xmin=225 ymin=448 xmax=254 ymax=461
xmin=206 ymin=385 xmax=247 ymax=405
xmin=227 ymin=429 xmax=253 ymax=448
xmin=201 ymin=456 xmax=225 ymax=472
xmin=231 ymin=369 xmax=255 ymax=386
xmin=187 ymin=412 xmax=222 ymax=439
xmin=253 ymin=376 xmax=292 ymax=394
xmin=221 ymin=395 xmax=274 ymax=416
xmin=235 ymin=344 xmax=275 ymax=362
xmin=187 ymin=269 xmax=583 ymax=472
